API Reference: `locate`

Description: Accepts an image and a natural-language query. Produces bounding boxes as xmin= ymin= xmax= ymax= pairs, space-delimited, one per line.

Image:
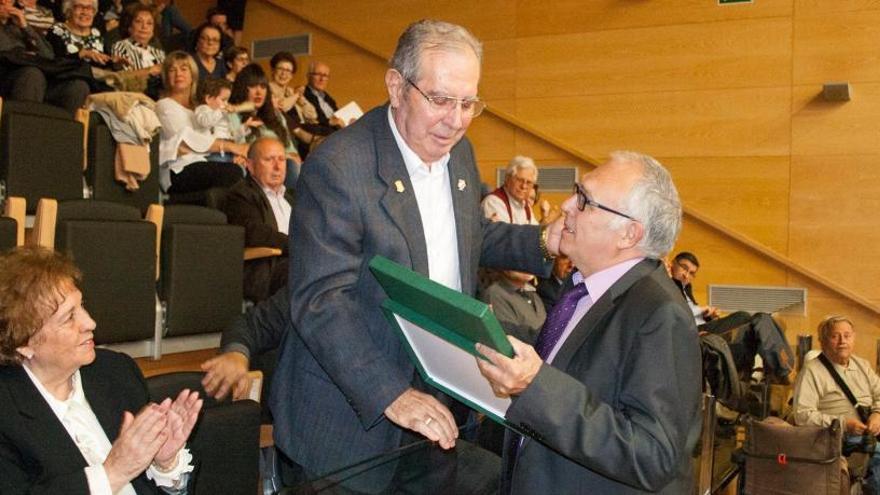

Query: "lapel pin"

xmin=457 ymin=179 xmax=466 ymax=191
xmin=394 ymin=180 xmax=405 ymax=193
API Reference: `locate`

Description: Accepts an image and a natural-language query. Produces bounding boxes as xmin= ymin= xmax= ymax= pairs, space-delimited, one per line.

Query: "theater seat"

xmin=0 ymin=100 xmax=84 ymax=213
xmin=159 ymin=205 xmax=244 ymax=338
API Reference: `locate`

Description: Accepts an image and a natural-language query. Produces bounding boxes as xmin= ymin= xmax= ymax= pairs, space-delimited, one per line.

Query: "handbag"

xmin=818 ymin=353 xmax=872 ymax=424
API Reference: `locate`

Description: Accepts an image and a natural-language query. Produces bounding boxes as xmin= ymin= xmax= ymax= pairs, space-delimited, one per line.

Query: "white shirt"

xmin=387 ymin=107 xmax=461 ymax=291
xmin=545 ymin=258 xmax=644 ymax=363
xmin=481 ymin=192 xmax=538 ymax=225
xmin=260 ymin=183 xmax=292 ymax=235
xmin=155 ymin=97 xmax=215 ymax=191
xmin=23 ymin=365 xmax=192 ymax=495
xmin=309 ymin=86 xmax=336 ymax=120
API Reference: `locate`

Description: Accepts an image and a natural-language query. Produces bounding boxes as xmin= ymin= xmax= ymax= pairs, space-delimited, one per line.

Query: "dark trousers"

xmin=0 ymin=66 xmax=89 ymax=115
xmin=168 ymin=161 xmax=244 ymax=194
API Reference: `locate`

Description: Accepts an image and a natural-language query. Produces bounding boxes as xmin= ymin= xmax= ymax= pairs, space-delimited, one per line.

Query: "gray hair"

xmin=505 ymin=155 xmax=538 ymax=181
xmin=608 ymin=151 xmax=682 ymax=259
xmin=818 ymin=315 xmax=854 ymax=342
xmin=62 ymin=0 xmax=97 ymax=17
xmin=389 ymin=19 xmax=482 ymax=83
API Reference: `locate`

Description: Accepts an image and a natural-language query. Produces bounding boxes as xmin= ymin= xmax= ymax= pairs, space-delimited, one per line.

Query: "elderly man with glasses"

xmin=476 ymin=151 xmax=702 ymax=494
xmin=269 ymin=19 xmax=562 ymax=493
xmin=302 ymin=60 xmax=346 ymax=135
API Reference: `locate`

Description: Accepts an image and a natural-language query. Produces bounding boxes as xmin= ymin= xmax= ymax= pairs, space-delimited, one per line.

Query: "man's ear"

xmin=618 ymin=220 xmax=644 ymax=250
xmin=385 ymin=69 xmax=404 ymax=109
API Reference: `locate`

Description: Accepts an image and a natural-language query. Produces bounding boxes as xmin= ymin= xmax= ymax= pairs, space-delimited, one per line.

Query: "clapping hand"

xmin=153 ymin=389 xmax=202 ymax=470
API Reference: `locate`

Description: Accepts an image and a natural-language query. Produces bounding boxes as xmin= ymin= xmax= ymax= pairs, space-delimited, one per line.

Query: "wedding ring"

xmin=424 ymin=417 xmax=433 ymax=426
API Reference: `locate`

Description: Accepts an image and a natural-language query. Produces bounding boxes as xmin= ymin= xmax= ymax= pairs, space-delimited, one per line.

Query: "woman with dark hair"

xmin=0 ymin=246 xmax=202 ymax=494
xmin=155 ymin=51 xmax=248 ymax=194
xmin=223 ymin=45 xmax=248 ymax=83
xmin=188 ymin=22 xmax=224 ymax=81
xmin=268 ymin=51 xmax=318 ymax=158
xmin=229 ymin=63 xmax=301 ymax=185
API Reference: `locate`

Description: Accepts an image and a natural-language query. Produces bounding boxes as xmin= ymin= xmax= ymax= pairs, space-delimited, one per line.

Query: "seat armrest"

xmin=244 ymin=247 xmax=282 ymax=261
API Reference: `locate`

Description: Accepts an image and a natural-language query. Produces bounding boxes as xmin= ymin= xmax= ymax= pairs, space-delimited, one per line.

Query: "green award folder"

xmin=369 ymin=255 xmax=515 ymax=426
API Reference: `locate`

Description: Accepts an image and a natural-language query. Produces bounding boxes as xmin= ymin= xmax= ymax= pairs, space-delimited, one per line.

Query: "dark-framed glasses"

xmin=406 ymin=78 xmax=486 ymax=118
xmin=573 ymin=183 xmax=637 ymax=221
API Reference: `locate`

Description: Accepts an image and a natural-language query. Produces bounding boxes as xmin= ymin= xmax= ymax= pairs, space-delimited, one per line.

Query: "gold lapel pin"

xmin=457 ymin=179 xmax=466 ymax=191
xmin=394 ymin=180 xmax=405 ymax=193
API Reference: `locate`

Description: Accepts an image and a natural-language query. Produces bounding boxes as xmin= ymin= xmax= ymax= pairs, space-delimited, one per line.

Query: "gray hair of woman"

xmin=62 ymin=0 xmax=98 ymax=18
xmin=608 ymin=150 xmax=683 ymax=259
xmin=389 ymin=19 xmax=482 ymax=83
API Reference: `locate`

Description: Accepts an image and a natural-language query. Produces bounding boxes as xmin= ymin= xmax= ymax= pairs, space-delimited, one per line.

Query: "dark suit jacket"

xmin=0 ymin=349 xmax=159 ymax=495
xmin=303 ymin=85 xmax=339 ymax=134
xmin=269 ymin=104 xmax=550 ymax=490
xmin=535 ymin=275 xmax=565 ymax=313
xmin=505 ymin=259 xmax=702 ymax=494
xmin=223 ymin=175 xmax=294 ymax=302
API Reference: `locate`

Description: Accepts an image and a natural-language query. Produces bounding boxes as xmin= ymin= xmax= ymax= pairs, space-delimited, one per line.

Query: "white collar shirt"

xmin=387 ymin=107 xmax=461 ymax=291
xmin=260 ymin=182 xmax=292 ymax=235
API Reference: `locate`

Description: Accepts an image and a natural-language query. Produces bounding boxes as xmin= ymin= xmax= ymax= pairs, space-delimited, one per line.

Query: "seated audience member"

xmin=536 ymin=254 xmax=573 ymax=313
xmin=0 ymin=0 xmax=89 ymax=113
xmin=482 ymin=155 xmax=539 ymax=225
xmin=46 ymin=0 xmax=122 ymax=71
xmin=222 ymin=44 xmax=247 ymax=82
xmin=228 ymin=63 xmax=301 ymax=187
xmin=193 ymin=76 xmax=248 ymax=162
xmin=793 ymin=315 xmax=880 ymax=491
xmin=17 ymin=0 xmax=53 ymax=33
xmin=670 ymin=250 xmax=794 ymax=382
xmin=216 ymin=0 xmax=244 ymax=45
xmin=302 ymin=60 xmax=344 ymax=135
xmin=223 ymin=137 xmax=292 ymax=302
xmin=188 ymin=22 xmax=225 ymax=81
xmin=0 ymin=246 xmax=202 ymax=494
xmin=155 ymin=51 xmax=248 ymax=194
xmin=201 ymin=286 xmax=289 ymax=401
xmin=480 ymin=270 xmax=546 ymax=345
xmin=110 ymin=3 xmax=164 ymax=91
xmin=268 ymin=50 xmax=317 ymax=157
xmin=203 ymin=6 xmax=232 ymax=51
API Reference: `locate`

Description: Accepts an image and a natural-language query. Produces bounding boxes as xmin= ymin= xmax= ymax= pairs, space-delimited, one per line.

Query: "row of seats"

xmin=0 ymin=98 xmax=160 ymax=215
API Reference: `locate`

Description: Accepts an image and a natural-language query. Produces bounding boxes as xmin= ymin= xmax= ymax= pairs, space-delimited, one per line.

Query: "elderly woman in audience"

xmin=188 ymin=22 xmax=225 ymax=81
xmin=268 ymin=50 xmax=317 ymax=157
xmin=155 ymin=51 xmax=248 ymax=194
xmin=0 ymin=246 xmax=202 ymax=494
xmin=229 ymin=63 xmax=301 ymax=186
xmin=46 ymin=0 xmax=122 ymax=70
xmin=111 ymin=4 xmax=164 ymax=79
xmin=223 ymin=44 xmax=248 ymax=83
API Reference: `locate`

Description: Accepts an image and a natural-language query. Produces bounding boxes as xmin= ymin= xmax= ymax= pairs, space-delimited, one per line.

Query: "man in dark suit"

xmin=223 ymin=137 xmax=294 ymax=302
xmin=302 ymin=60 xmax=344 ymax=135
xmin=535 ymin=254 xmax=573 ymax=313
xmin=477 ymin=151 xmax=702 ymax=494
xmin=269 ymin=19 xmax=561 ymax=493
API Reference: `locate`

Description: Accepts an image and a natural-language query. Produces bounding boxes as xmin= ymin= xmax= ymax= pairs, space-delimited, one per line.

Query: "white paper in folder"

xmin=333 ymin=101 xmax=363 ymax=125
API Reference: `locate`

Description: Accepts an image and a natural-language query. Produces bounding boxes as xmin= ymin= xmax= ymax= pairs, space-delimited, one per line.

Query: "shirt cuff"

xmin=85 ymin=465 xmax=114 ymax=495
xmin=146 ymin=448 xmax=194 ymax=488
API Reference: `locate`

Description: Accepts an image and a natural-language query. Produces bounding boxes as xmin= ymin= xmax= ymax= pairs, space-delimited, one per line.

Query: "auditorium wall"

xmin=239 ymin=0 xmax=880 ymax=362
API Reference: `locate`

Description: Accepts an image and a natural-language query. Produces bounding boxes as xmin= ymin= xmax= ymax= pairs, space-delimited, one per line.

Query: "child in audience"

xmin=194 ymin=77 xmax=251 ymax=162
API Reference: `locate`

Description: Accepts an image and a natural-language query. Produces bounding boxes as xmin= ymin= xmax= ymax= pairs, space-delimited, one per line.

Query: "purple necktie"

xmin=533 ymin=283 xmax=589 ymax=360
xmin=502 ymin=282 xmax=589 ymax=491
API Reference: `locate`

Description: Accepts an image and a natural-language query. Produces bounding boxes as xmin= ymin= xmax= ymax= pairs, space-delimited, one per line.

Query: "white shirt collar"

xmin=572 ymin=257 xmax=645 ymax=304
xmin=22 ymin=363 xmax=82 ymax=420
xmin=387 ymin=106 xmax=450 ymax=177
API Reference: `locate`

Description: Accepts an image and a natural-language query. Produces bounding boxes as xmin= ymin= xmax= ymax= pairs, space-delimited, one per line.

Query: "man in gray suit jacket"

xmin=477 ymin=151 xmax=702 ymax=494
xmin=269 ymin=19 xmax=560 ymax=493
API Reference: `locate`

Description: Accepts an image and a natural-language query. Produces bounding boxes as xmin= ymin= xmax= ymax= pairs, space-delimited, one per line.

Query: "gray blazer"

xmin=505 ymin=259 xmax=703 ymax=494
xmin=269 ymin=104 xmax=549 ymax=490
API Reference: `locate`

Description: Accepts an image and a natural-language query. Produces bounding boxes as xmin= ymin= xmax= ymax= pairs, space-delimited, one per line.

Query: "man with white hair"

xmin=477 ymin=151 xmax=702 ymax=494
xmin=482 ymin=155 xmax=539 ymax=225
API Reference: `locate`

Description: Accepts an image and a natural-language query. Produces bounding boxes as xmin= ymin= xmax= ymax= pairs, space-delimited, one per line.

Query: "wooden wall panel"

xmin=514 ymin=88 xmax=791 ymax=158
xmin=664 ymin=156 xmax=791 ymax=253
xmin=794 ymin=0 xmax=880 ymax=17
xmin=794 ymin=10 xmax=880 ymax=84
xmin=791 ymin=83 xmax=880 ymax=156
xmin=516 ymin=18 xmax=791 ymax=99
xmin=789 ymin=154 xmax=880 ymax=302
xmin=515 ymin=0 xmax=793 ymax=37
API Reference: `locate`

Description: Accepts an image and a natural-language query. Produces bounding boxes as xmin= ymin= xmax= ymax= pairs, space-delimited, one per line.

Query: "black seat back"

xmin=1 ymin=101 xmax=84 ymax=213
xmin=0 ymin=216 xmax=16 ymax=251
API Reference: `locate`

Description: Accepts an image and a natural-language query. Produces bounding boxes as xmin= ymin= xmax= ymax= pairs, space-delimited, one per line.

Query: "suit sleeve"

xmin=506 ymin=298 xmax=700 ymax=491
xmin=224 ymin=184 xmax=289 ymax=253
xmin=221 ymin=287 xmax=289 ymax=359
xmin=288 ymin=148 xmax=411 ymax=428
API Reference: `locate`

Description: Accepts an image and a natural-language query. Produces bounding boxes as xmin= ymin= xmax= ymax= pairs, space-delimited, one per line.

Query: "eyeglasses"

xmin=674 ymin=261 xmax=698 ymax=279
xmin=309 ymin=72 xmax=330 ymax=79
xmin=406 ymin=78 xmax=486 ymax=118
xmin=72 ymin=3 xmax=96 ymax=11
xmin=199 ymin=36 xmax=221 ymax=44
xmin=275 ymin=67 xmax=294 ymax=74
xmin=573 ymin=183 xmax=637 ymax=221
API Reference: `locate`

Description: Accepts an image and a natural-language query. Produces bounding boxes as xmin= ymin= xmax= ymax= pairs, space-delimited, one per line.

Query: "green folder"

xmin=369 ymin=255 xmax=515 ymax=426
